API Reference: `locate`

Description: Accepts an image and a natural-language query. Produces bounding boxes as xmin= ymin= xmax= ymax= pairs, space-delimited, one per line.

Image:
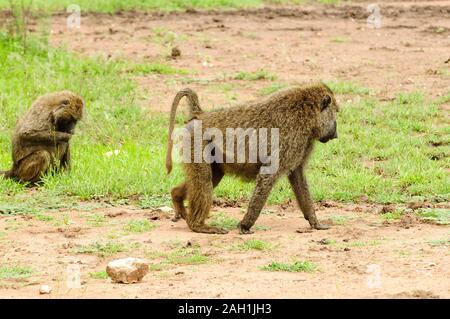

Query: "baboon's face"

xmin=52 ymin=94 xmax=84 ymax=134
xmin=318 ymin=94 xmax=338 ymax=143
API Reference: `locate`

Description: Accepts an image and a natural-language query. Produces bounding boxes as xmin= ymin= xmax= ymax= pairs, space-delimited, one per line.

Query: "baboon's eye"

xmin=61 ymin=99 xmax=70 ymax=106
xmin=320 ymin=95 xmax=331 ymax=111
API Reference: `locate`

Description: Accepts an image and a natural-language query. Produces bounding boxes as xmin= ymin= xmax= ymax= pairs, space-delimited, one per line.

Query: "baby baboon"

xmin=1 ymin=91 xmax=84 ymax=183
xmin=167 ymin=82 xmax=339 ymax=234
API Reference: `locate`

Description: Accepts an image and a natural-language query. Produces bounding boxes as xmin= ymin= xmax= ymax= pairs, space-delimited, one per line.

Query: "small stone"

xmin=105 ymin=210 xmax=127 ymax=218
xmin=171 ymin=47 xmax=181 ymax=59
xmin=39 ymin=285 xmax=52 ymax=294
xmin=106 ymin=257 xmax=149 ymax=284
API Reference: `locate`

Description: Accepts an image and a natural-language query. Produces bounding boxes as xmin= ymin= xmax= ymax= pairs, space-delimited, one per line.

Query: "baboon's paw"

xmin=312 ymin=223 xmax=331 ymax=230
xmin=238 ymin=223 xmax=254 ymax=235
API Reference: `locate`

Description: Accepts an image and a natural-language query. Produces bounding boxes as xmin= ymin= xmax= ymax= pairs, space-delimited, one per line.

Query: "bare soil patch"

xmin=46 ymin=1 xmax=450 ymax=111
xmin=0 ymin=203 xmax=449 ymax=298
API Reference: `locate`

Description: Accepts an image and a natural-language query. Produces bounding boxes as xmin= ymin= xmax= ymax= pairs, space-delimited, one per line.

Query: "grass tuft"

xmin=261 ymin=261 xmax=317 ymax=272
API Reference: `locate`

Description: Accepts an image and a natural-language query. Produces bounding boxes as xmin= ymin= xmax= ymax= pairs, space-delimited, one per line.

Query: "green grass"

xmin=380 ymin=209 xmax=404 ymax=221
xmin=258 ymin=83 xmax=287 ymax=96
xmin=89 ymin=270 xmax=109 ymax=279
xmin=416 ymin=209 xmax=450 ymax=225
xmin=167 ymin=246 xmax=209 ymax=265
xmin=324 ymin=80 xmax=371 ymax=95
xmin=74 ymin=241 xmax=128 ymax=257
xmin=209 ymin=212 xmax=239 ymax=230
xmin=330 ymin=36 xmax=347 ymax=43
xmin=261 ymin=261 xmax=317 ymax=272
xmin=0 ymin=32 xmax=448 ymax=212
xmin=427 ymin=238 xmax=450 ymax=246
xmin=234 ymin=70 xmax=277 ymax=81
xmin=0 ymin=265 xmax=33 ymax=280
xmin=123 ymin=219 xmax=156 ymax=233
xmin=233 ymin=239 xmax=274 ymax=251
xmin=329 ymin=215 xmax=354 ymax=225
xmin=146 ymin=243 xmax=209 ymax=266
xmin=126 ymin=62 xmax=188 ymax=76
xmin=86 ymin=213 xmax=107 ymax=227
xmin=0 ymin=1 xmax=340 ymax=13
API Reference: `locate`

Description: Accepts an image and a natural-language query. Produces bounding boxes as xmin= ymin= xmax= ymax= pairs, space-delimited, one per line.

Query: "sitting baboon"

xmin=166 ymin=83 xmax=339 ymax=234
xmin=1 ymin=91 xmax=84 ymax=183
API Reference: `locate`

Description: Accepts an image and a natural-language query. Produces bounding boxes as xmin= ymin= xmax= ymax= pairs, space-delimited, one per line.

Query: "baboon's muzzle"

xmin=319 ymin=122 xmax=337 ymax=143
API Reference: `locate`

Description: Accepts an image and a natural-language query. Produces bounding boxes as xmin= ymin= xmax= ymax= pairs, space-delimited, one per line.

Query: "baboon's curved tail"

xmin=166 ymin=88 xmax=203 ymax=174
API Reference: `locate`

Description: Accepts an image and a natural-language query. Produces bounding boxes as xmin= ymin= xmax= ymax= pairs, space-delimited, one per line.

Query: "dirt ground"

xmin=47 ymin=0 xmax=450 ymax=111
xmin=1 ymin=202 xmax=449 ymax=298
xmin=1 ymin=1 xmax=449 ymax=298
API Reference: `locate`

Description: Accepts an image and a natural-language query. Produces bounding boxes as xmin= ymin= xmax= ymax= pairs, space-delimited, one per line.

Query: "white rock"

xmin=39 ymin=285 xmax=52 ymax=294
xmin=106 ymin=258 xmax=149 ymax=284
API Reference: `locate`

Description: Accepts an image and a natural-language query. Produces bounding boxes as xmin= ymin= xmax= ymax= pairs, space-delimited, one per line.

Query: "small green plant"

xmin=330 ymin=36 xmax=347 ymax=43
xmin=139 ymin=195 xmax=172 ymax=209
xmin=416 ymin=209 xmax=449 ymax=225
xmin=149 ymin=263 xmax=167 ymax=271
xmin=209 ymin=212 xmax=239 ymax=231
xmin=258 ymin=83 xmax=287 ymax=96
xmin=254 ymin=225 xmax=271 ymax=231
xmin=127 ymin=62 xmax=188 ymax=75
xmin=167 ymin=246 xmax=209 ymax=265
xmin=123 ymin=219 xmax=156 ymax=233
xmin=234 ymin=70 xmax=276 ymax=81
xmin=381 ymin=209 xmax=404 ymax=221
xmin=89 ymin=270 xmax=108 ymax=280
xmin=329 ymin=215 xmax=353 ymax=225
xmin=261 ymin=261 xmax=317 ymax=272
xmin=33 ymin=213 xmax=54 ymax=222
xmin=233 ymin=239 xmax=274 ymax=251
xmin=75 ymin=241 xmax=127 ymax=257
xmin=0 ymin=265 xmax=33 ymax=280
xmin=427 ymin=239 xmax=450 ymax=246
xmin=86 ymin=213 xmax=107 ymax=227
xmin=323 ymin=80 xmax=371 ymax=95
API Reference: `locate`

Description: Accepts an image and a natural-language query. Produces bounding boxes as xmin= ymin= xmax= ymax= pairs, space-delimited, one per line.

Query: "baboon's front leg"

xmin=238 ymin=174 xmax=277 ymax=234
xmin=288 ymin=166 xmax=330 ymax=230
xmin=171 ymin=165 xmax=223 ymax=222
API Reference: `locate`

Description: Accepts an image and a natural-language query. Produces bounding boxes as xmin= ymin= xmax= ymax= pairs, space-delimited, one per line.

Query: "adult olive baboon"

xmin=1 ymin=91 xmax=84 ymax=183
xmin=166 ymin=83 xmax=339 ymax=234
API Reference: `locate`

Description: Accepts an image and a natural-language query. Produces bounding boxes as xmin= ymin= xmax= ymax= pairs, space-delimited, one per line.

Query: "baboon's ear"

xmin=320 ymin=95 xmax=331 ymax=111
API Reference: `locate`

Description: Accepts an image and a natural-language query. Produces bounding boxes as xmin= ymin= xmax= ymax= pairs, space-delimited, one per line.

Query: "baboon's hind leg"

xmin=186 ymin=163 xmax=228 ymax=234
xmin=15 ymin=150 xmax=52 ymax=184
xmin=171 ymin=164 xmax=224 ymax=222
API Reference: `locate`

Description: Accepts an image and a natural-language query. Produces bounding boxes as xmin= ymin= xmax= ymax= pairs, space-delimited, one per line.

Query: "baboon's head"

xmin=51 ymin=91 xmax=85 ymax=134
xmin=317 ymin=88 xmax=338 ymax=143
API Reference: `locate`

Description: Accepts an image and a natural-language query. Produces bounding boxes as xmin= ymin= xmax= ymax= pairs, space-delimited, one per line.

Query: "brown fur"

xmin=1 ymin=91 xmax=84 ymax=184
xmin=167 ymin=82 xmax=339 ymax=234
xmin=166 ymin=88 xmax=202 ymax=175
